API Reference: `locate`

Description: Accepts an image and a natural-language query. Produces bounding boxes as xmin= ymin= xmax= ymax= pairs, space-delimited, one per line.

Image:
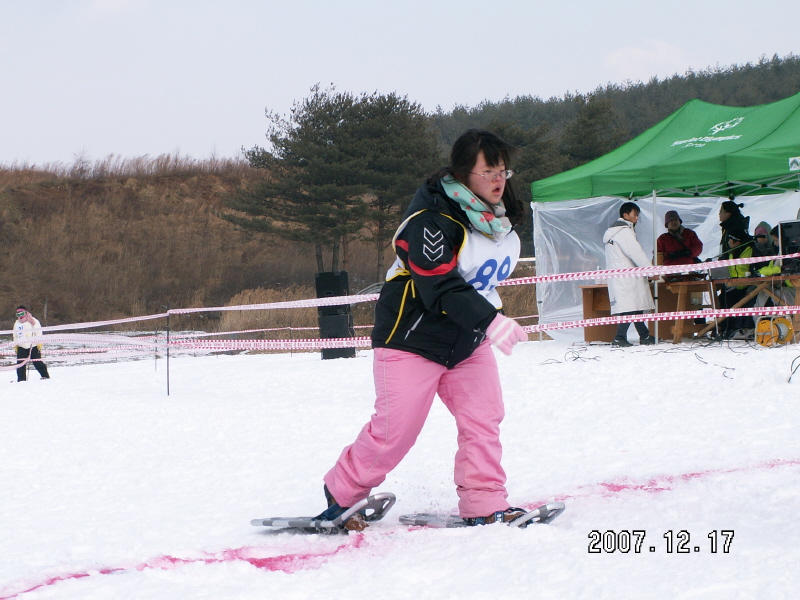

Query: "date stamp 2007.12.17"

xmin=588 ymin=530 xmax=734 ymax=554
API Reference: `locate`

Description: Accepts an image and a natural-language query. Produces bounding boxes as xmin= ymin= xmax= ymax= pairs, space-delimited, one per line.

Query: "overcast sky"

xmin=1 ymin=0 xmax=798 ymax=166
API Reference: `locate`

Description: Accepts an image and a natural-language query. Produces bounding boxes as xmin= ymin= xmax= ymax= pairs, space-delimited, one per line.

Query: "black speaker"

xmin=779 ymin=221 xmax=800 ymax=274
xmin=318 ymin=314 xmax=356 ymax=360
xmin=779 ymin=221 xmax=800 ymax=253
xmin=315 ymin=271 xmax=350 ymax=316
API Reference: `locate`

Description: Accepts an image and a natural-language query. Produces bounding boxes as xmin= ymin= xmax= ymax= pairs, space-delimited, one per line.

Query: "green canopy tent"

xmin=533 ymin=91 xmax=800 ymax=202
xmin=530 ymin=92 xmax=800 ymax=340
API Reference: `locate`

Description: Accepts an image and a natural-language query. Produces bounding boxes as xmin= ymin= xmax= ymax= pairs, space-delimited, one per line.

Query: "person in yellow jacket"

xmin=718 ymin=230 xmax=757 ymax=339
xmin=753 ymin=223 xmax=796 ymax=307
xmin=13 ymin=306 xmax=50 ymax=382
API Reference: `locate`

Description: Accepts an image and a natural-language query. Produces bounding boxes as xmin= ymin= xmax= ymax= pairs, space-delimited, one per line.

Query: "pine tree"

xmin=228 ymin=85 xmax=369 ymax=272
xmin=350 ymin=92 xmax=441 ymax=280
xmin=227 ymin=85 xmax=440 ymax=277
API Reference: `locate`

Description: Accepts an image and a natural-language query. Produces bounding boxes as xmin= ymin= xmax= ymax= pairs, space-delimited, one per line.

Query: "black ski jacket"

xmin=719 ymin=213 xmax=750 ymax=255
xmin=371 ymin=179 xmax=500 ymax=368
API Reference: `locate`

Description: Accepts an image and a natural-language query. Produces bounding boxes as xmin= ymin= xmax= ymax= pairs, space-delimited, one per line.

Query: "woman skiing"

xmin=318 ymin=129 xmax=528 ymax=529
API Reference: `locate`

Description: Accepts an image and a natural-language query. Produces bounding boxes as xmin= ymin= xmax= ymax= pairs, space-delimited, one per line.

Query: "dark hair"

xmin=449 ymin=129 xmax=514 ymax=181
xmin=16 ymin=305 xmax=27 ymax=311
xmin=721 ymin=200 xmax=744 ymax=215
xmin=771 ymin=226 xmax=779 ymax=237
xmin=431 ymin=129 xmax=525 ymax=228
xmin=619 ymin=202 xmax=640 ymax=218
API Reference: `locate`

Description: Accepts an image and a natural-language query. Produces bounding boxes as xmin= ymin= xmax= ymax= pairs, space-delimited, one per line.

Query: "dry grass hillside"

xmin=0 ymin=156 xmax=537 ymax=333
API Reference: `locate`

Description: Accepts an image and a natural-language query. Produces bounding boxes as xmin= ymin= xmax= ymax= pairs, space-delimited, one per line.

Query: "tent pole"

xmin=652 ymin=190 xmax=659 ymax=343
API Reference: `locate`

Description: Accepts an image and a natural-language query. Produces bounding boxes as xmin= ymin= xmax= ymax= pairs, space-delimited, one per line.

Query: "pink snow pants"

xmin=323 ymin=341 xmax=509 ymax=518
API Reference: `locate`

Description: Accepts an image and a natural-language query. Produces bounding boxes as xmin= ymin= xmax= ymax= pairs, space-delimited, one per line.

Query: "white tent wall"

xmin=531 ymin=190 xmax=800 ymax=342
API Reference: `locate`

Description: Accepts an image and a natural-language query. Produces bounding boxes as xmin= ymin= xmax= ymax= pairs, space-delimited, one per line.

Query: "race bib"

xmin=459 ymin=230 xmax=520 ymax=308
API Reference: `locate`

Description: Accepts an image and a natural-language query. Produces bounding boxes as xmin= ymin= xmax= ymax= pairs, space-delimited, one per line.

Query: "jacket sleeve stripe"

xmin=408 ymin=255 xmax=458 ymax=276
xmin=396 ymin=238 xmax=458 ymax=276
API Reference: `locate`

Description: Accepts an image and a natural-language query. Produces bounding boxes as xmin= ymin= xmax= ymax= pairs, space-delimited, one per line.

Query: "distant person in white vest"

xmin=603 ymin=202 xmax=655 ymax=347
xmin=13 ymin=306 xmax=50 ymax=382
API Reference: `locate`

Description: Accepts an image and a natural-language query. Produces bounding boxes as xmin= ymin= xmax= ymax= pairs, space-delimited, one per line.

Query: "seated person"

xmin=753 ymin=222 xmax=777 ymax=258
xmin=717 ymin=229 xmax=756 ymax=339
xmin=657 ymin=210 xmax=703 ymax=266
xmin=753 ymin=222 xmax=795 ymax=307
xmin=770 ymin=225 xmax=780 ymax=250
xmin=657 ymin=210 xmax=704 ymax=281
xmin=749 ymin=222 xmax=777 ymax=275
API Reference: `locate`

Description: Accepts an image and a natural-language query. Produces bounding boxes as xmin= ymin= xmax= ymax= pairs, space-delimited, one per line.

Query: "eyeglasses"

xmin=15 ymin=311 xmax=27 ymax=317
xmin=471 ymin=169 xmax=514 ymax=182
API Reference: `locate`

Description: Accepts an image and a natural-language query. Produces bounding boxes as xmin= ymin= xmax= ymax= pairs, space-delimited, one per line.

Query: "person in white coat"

xmin=603 ymin=202 xmax=655 ymax=347
xmin=13 ymin=306 xmax=50 ymax=381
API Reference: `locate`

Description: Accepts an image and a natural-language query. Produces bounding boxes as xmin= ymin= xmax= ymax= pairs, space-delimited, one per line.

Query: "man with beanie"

xmin=657 ymin=210 xmax=703 ymax=267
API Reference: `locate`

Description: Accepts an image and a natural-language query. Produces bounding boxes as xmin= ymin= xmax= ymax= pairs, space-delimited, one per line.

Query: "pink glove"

xmin=486 ymin=314 xmax=527 ymax=355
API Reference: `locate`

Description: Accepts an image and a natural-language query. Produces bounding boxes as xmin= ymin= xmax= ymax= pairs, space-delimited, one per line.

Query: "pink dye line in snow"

xmin=533 ymin=457 xmax=800 ymax=507
xmin=4 ymin=458 xmax=799 ymax=598
xmin=0 ymin=534 xmax=367 ymax=600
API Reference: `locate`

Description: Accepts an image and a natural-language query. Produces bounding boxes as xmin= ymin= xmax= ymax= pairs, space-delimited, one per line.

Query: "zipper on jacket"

xmin=404 ymin=313 xmax=424 ymax=340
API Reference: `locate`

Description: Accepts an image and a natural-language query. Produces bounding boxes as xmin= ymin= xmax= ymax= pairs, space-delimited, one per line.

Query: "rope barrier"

xmin=522 ymin=304 xmax=800 ymax=334
xmin=499 ymin=251 xmax=800 ymax=286
xmin=3 ymin=251 xmax=797 ymax=337
xmin=3 ymin=251 xmax=799 ymax=365
xmin=170 ymin=337 xmax=374 ymax=351
xmin=4 ymin=302 xmax=795 ymax=356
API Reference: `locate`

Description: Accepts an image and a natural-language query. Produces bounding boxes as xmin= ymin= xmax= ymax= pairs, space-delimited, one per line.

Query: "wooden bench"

xmin=581 ymin=275 xmax=800 ymax=343
xmin=682 ymin=276 xmax=800 ymax=342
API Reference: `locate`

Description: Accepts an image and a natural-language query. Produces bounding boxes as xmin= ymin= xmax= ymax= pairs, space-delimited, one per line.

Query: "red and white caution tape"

xmin=3 ymin=303 xmax=798 ymax=363
xmin=499 ymin=252 xmax=800 ymax=287
xmin=0 ymin=356 xmax=29 ymax=371
xmin=170 ymin=337 xmax=373 ymax=351
xmin=2 ymin=251 xmax=799 ymax=363
xmin=522 ymin=304 xmax=800 ymax=334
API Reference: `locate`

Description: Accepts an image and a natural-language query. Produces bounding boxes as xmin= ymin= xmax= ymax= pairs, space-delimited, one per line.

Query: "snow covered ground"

xmin=2 ymin=338 xmax=799 ymax=599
